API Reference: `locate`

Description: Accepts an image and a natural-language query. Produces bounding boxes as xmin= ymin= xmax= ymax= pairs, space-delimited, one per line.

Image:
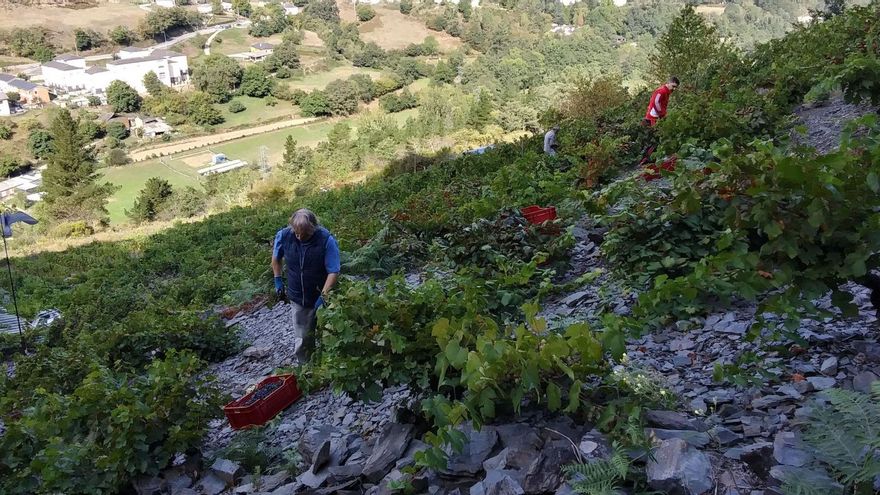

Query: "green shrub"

xmin=356 ymin=4 xmax=375 ymax=22
xmin=228 ymin=100 xmax=246 ymax=113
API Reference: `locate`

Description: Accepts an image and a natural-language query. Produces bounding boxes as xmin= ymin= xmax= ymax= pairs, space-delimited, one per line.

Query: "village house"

xmin=281 ymin=3 xmax=301 ymax=15
xmin=132 ymin=115 xmax=173 ymax=138
xmin=0 ymin=74 xmax=51 ymax=104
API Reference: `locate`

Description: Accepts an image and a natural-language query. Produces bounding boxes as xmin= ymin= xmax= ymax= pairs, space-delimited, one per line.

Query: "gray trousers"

xmin=289 ymin=301 xmax=318 ymax=362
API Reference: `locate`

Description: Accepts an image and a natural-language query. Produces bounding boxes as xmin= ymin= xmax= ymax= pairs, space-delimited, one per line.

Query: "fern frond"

xmin=563 ymin=442 xmax=630 ymax=495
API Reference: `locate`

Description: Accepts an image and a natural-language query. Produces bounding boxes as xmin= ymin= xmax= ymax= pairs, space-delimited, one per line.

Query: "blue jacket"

xmin=273 ymin=226 xmax=340 ymax=308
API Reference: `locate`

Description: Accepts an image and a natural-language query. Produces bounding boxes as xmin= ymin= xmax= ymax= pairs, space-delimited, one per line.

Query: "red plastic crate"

xmin=521 ymin=205 xmax=557 ymax=225
xmin=223 ymin=374 xmax=303 ymax=430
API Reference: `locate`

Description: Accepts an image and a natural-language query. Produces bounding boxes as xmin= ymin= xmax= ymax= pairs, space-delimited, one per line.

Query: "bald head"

xmin=289 ymin=208 xmax=318 ymax=240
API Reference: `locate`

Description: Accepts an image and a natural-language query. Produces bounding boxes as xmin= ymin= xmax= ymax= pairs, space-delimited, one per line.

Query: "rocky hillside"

xmin=3 ymin=4 xmax=880 ymax=495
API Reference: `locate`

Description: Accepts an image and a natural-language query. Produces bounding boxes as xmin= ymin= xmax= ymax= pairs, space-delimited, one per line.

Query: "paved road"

xmin=3 ymin=20 xmax=251 ymax=78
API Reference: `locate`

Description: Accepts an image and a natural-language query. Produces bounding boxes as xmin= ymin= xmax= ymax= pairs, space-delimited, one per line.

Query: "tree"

xmin=380 ymin=90 xmax=419 ymax=113
xmin=467 ymin=89 xmax=494 ymax=130
xmin=143 ymin=71 xmax=167 ymax=98
xmin=0 ymin=123 xmax=12 ymax=140
xmin=188 ymin=92 xmax=224 ymax=126
xmin=78 ymin=119 xmax=105 ymax=141
xmin=5 ymin=91 xmax=19 ymax=103
xmin=138 ymin=7 xmax=202 ymax=39
xmin=228 ymin=100 xmax=246 ymax=113
xmin=192 ymin=54 xmax=244 ymax=102
xmin=352 ymin=42 xmax=385 ymax=68
xmin=107 ymin=80 xmax=142 ymax=113
xmin=348 ymin=74 xmax=376 ymax=102
xmin=74 ymin=29 xmax=102 ymax=51
xmin=103 ymin=148 xmax=131 ymax=167
xmin=5 ymin=28 xmax=55 ymax=61
xmin=28 ymin=129 xmax=54 ymax=159
xmin=458 ymin=0 xmax=472 ymax=20
xmin=305 ymin=0 xmax=339 ymax=23
xmin=161 ymin=186 xmax=206 ymax=220
xmin=422 ymin=36 xmax=440 ymax=56
xmin=327 ymin=121 xmax=351 ymax=146
xmin=109 ymin=25 xmax=135 ymax=45
xmin=239 ymin=65 xmax=273 ymax=97
xmin=127 ymin=177 xmax=174 ymax=223
xmin=41 ymin=109 xmax=115 ymax=223
xmin=0 ymin=156 xmax=29 ymax=179
xmin=650 ymin=6 xmax=723 ymax=86
xmin=282 ymin=135 xmax=313 ymax=173
xmin=399 ymin=0 xmax=413 ymax=15
xmin=87 ymin=95 xmax=102 ymax=107
xmin=426 ymin=15 xmax=448 ymax=32
xmin=249 ymin=3 xmax=289 ymax=37
xmin=432 ymin=60 xmax=456 ymax=84
xmin=299 ymin=91 xmax=331 ymax=117
xmin=211 ymin=0 xmax=223 ymax=15
xmin=106 ymin=122 xmax=130 ymax=140
xmin=324 ymin=79 xmax=359 ymax=116
xmin=266 ymin=39 xmax=301 ymax=71
xmin=356 ymin=5 xmax=376 ymax=22
xmin=232 ymin=0 xmax=252 ymax=17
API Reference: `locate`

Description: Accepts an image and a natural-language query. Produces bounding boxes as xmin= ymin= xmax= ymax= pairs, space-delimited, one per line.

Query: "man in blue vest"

xmin=271 ymin=208 xmax=341 ymax=362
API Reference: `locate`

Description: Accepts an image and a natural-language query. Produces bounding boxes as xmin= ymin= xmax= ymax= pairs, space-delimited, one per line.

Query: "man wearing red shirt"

xmin=644 ymin=76 xmax=679 ymax=126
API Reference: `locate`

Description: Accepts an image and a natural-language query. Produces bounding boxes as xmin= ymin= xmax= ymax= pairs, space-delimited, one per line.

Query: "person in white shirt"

xmin=543 ymin=126 xmax=559 ymax=155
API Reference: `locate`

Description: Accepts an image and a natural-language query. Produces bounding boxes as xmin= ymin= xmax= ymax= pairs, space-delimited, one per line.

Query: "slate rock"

xmin=709 ymin=426 xmax=743 ymax=446
xmin=210 ymin=458 xmax=243 ymax=484
xmin=554 ymin=484 xmax=575 ymax=495
xmin=297 ymin=466 xmax=330 ymax=489
xmin=495 ymin=423 xmax=544 ymax=452
xmin=327 ymin=464 xmax=364 ymax=485
xmin=470 ymin=470 xmax=525 ymax=495
xmin=773 ymin=432 xmax=812 ymax=467
xmin=270 ymin=482 xmax=301 ymax=495
xmin=646 ymin=438 xmax=714 ymax=495
xmin=362 ymin=423 xmax=415 ymax=482
xmin=256 ymin=472 xmax=291 ymax=492
xmin=445 ymin=425 xmax=499 ymax=475
xmin=751 ymin=395 xmax=788 ymax=410
xmin=299 ymin=425 xmax=339 ymax=462
xmin=806 ymin=376 xmax=836 ymax=391
xmin=645 ymin=410 xmax=708 ymax=432
xmin=853 ymin=341 xmax=880 ymax=362
xmin=737 ymin=442 xmax=774 ymax=479
xmin=819 ymin=357 xmax=838 ymax=376
xmin=195 ymin=473 xmax=227 ymax=495
xmin=134 ymin=476 xmax=166 ymax=495
xmin=852 ymin=371 xmax=878 ymax=394
xmin=311 ymin=440 xmax=332 ymax=473
xmin=578 ymin=430 xmax=612 ymax=461
xmin=646 ymin=428 xmax=711 ymax=448
xmin=243 ymin=346 xmax=271 ymax=359
xmin=395 ymin=439 xmax=429 ymax=470
xmin=522 ymin=441 xmax=576 ymax=494
xmin=171 ymin=489 xmax=198 ymax=495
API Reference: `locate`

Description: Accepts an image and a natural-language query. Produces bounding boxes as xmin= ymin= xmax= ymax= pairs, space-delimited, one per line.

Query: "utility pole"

xmin=259 ymin=145 xmax=270 ymax=177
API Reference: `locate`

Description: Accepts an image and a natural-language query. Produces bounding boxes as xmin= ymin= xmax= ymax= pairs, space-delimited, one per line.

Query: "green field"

xmin=102 ymin=158 xmax=201 ymax=224
xmin=102 ymin=109 xmax=418 ymax=224
xmin=217 ymin=96 xmax=300 ymax=129
xmin=287 ymin=65 xmax=384 ymax=91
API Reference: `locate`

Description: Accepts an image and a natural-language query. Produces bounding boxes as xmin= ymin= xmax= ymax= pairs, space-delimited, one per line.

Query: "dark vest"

xmin=281 ymin=226 xmax=330 ymax=308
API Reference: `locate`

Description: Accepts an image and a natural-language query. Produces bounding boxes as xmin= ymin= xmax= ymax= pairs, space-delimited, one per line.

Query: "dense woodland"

xmin=2 ymin=0 xmax=880 ymax=493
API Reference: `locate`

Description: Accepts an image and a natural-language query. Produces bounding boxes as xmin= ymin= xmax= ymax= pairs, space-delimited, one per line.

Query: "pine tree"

xmin=41 ymin=109 xmax=116 ymax=223
xmin=126 ymin=177 xmax=174 ymax=223
xmin=467 ymin=89 xmax=494 ymax=130
xmin=282 ymin=135 xmax=312 ymax=173
xmin=649 ymin=5 xmax=722 ymax=86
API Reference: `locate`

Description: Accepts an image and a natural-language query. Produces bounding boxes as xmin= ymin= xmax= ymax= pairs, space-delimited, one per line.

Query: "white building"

xmin=0 ymin=168 xmax=43 ymax=201
xmin=198 ymin=3 xmax=214 ymax=13
xmin=281 ymin=3 xmax=301 ymax=15
xmin=41 ymin=48 xmax=189 ymax=95
xmin=132 ymin=115 xmax=173 ymax=138
xmin=105 ymin=49 xmax=189 ymax=93
xmin=155 ymin=0 xmax=176 ymax=7
xmin=0 ymin=92 xmax=10 ymax=116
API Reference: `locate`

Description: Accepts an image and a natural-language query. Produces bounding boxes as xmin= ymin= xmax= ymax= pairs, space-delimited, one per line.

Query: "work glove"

xmin=274 ymin=276 xmax=287 ymax=302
